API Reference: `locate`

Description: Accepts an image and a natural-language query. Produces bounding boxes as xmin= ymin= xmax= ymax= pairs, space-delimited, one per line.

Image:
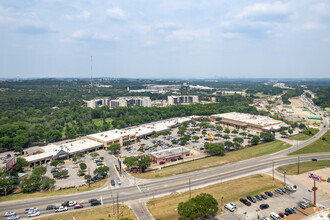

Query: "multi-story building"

xmin=85 ymin=98 xmax=110 ymax=108
xmin=167 ymin=95 xmax=199 ymax=105
xmin=109 ymin=96 xmax=151 ymax=109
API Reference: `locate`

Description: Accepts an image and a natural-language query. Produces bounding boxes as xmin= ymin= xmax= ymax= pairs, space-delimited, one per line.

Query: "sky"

xmin=0 ymin=0 xmax=330 ymax=79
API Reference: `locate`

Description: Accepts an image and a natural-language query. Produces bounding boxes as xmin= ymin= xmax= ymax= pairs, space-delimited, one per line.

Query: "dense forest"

xmin=0 ymin=79 xmax=259 ymax=152
xmin=281 ymin=88 xmax=304 ymax=104
xmin=312 ymin=87 xmax=330 ymax=108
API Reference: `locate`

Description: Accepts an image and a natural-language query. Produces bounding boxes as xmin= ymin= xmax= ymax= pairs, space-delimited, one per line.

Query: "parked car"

xmin=72 ymin=165 xmax=78 ymax=168
xmin=279 ymin=188 xmax=286 ymax=193
xmin=46 ymin=205 xmax=57 ymax=210
xmin=240 ymin=198 xmax=251 ymax=206
xmin=91 ymin=200 xmax=101 ymax=206
xmin=27 ymin=211 xmax=40 ymax=218
xmin=77 ymin=172 xmax=85 ymax=176
xmin=265 ymin=191 xmax=273 ymax=197
xmin=4 ymin=212 xmax=16 ymax=217
xmin=55 ymin=206 xmax=68 ymax=213
xmin=278 ymin=213 xmax=286 ymax=218
xmin=260 ymin=204 xmax=269 ymax=210
xmin=284 ymin=185 xmax=296 ymax=192
xmin=247 ymin=195 xmax=256 ymax=203
xmin=269 ymin=212 xmax=281 ymax=220
xmin=111 ymin=180 xmax=115 ymax=186
xmin=224 ymin=203 xmax=235 ymax=212
xmin=298 ymin=202 xmax=308 ymax=209
xmin=275 ymin=189 xmax=283 ymax=195
xmin=260 ymin=194 xmax=267 ymax=200
xmin=261 ymin=217 xmax=270 ymax=220
xmin=7 ymin=215 xmax=20 ymax=220
xmin=74 ymin=204 xmax=84 ymax=209
xmin=50 ymin=168 xmax=58 ymax=173
xmin=117 ymin=179 xmax=121 ymax=185
xmin=255 ymin=195 xmax=263 ymax=200
xmin=159 ymin=161 xmax=165 ymax=165
xmin=284 ymin=211 xmax=291 ymax=216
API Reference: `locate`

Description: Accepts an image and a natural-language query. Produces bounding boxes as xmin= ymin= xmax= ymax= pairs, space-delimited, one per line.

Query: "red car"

xmin=74 ymin=204 xmax=83 ymax=209
xmin=159 ymin=161 xmax=165 ymax=165
xmin=278 ymin=213 xmax=286 ymax=218
xmin=142 ymin=150 xmax=145 ymax=153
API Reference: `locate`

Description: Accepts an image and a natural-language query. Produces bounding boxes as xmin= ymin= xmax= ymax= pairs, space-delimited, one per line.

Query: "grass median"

xmin=36 ymin=204 xmax=136 ymax=220
xmin=147 ymin=174 xmax=282 ymax=220
xmin=0 ymin=178 xmax=108 ymax=203
xmin=288 ymin=128 xmax=319 ymax=141
xmin=288 ymin=130 xmax=330 ymax=155
xmin=134 ymin=140 xmax=291 ymax=179
xmin=276 ymin=160 xmax=330 ymax=175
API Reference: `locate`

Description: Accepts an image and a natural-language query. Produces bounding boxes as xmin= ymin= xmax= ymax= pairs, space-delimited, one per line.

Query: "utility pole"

xmin=298 ymin=156 xmax=300 ymax=175
xmin=272 ymin=160 xmax=274 ymax=181
xmin=189 ymin=178 xmax=191 ymax=199
xmin=283 ymin=168 xmax=286 ymax=186
xmin=117 ymin=192 xmax=119 ymax=220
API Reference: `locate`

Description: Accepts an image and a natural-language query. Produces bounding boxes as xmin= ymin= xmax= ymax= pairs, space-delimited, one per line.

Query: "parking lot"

xmin=221 ymin=187 xmax=310 ymax=219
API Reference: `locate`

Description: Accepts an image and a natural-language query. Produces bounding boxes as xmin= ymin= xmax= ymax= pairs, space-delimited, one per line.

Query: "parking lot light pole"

xmin=283 ymin=168 xmax=286 ymax=186
xmin=298 ymin=156 xmax=300 ymax=175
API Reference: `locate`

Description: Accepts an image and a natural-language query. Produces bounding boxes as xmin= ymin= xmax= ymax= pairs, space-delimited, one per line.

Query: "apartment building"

xmin=167 ymin=95 xmax=199 ymax=105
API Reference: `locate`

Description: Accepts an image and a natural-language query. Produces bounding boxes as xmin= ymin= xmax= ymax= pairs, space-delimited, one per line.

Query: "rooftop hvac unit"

xmin=101 ymin=134 xmax=104 ymax=136
xmin=105 ymin=135 xmax=108 ymax=137
xmin=71 ymin=144 xmax=73 ymax=146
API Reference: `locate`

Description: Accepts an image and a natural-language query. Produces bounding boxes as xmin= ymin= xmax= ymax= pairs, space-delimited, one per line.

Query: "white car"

xmin=25 ymin=208 xmax=38 ymax=214
xmin=7 ymin=215 xmax=20 ymax=220
xmin=68 ymin=201 xmax=77 ymax=206
xmin=27 ymin=211 xmax=40 ymax=217
xmin=270 ymin=212 xmax=281 ymax=220
xmin=55 ymin=206 xmax=68 ymax=212
xmin=72 ymin=165 xmax=78 ymax=168
xmin=224 ymin=203 xmax=235 ymax=212
xmin=4 ymin=212 xmax=16 ymax=217
xmin=261 ymin=217 xmax=270 ymax=220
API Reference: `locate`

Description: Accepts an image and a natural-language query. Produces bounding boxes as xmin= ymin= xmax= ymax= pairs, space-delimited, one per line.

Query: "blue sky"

xmin=0 ymin=0 xmax=330 ymax=79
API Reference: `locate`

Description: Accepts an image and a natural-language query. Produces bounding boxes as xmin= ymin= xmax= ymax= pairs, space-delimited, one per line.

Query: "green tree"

xmin=192 ymin=136 xmax=199 ymax=142
xmin=41 ymin=177 xmax=56 ymax=190
xmin=108 ymin=143 xmax=121 ymax=154
xmin=50 ymin=159 xmax=64 ymax=168
xmin=204 ymin=143 xmax=225 ymax=156
xmin=14 ymin=146 xmax=24 ymax=154
xmin=13 ymin=135 xmax=29 ymax=147
xmin=260 ymin=132 xmax=275 ymax=142
xmin=20 ymin=174 xmax=41 ymax=193
xmin=251 ymin=136 xmax=260 ymax=145
xmin=32 ymin=166 xmax=47 ymax=176
xmin=72 ymin=157 xmax=77 ymax=162
xmin=232 ymin=130 xmax=238 ymax=134
xmin=84 ymin=175 xmax=91 ymax=180
xmin=79 ymin=163 xmax=87 ymax=170
xmin=94 ymin=166 xmax=110 ymax=176
xmin=178 ymin=193 xmax=218 ymax=220
xmin=0 ymin=174 xmax=15 ymax=195
xmin=233 ymin=137 xmax=243 ymax=146
xmin=216 ymin=125 xmax=223 ymax=132
xmin=12 ymin=158 xmax=29 ymax=175
xmin=90 ymin=152 xmax=99 ymax=158
xmin=223 ymin=135 xmax=230 ymax=140
xmin=224 ymin=128 xmax=230 ymax=134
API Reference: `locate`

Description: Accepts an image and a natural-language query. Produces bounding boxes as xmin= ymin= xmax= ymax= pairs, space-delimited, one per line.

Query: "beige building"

xmin=168 ymin=95 xmax=199 ymax=105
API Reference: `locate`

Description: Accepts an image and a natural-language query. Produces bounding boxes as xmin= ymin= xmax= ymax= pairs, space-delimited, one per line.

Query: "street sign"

xmin=308 ymin=172 xmax=322 ymax=183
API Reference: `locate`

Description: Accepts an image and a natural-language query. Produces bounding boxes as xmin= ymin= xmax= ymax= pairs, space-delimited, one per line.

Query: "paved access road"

xmin=0 ymin=96 xmax=328 ymax=219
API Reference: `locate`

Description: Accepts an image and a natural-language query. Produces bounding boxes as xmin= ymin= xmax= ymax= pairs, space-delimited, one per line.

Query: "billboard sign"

xmin=6 ymin=157 xmax=17 ymax=172
xmin=308 ymin=172 xmax=322 ymax=183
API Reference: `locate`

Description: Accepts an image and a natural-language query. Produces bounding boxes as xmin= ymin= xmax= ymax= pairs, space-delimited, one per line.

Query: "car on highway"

xmin=298 ymin=202 xmax=308 ymax=209
xmin=27 ymin=211 xmax=40 ymax=218
xmin=55 ymin=206 xmax=68 ymax=213
xmin=25 ymin=208 xmax=39 ymax=214
xmin=260 ymin=204 xmax=269 ymax=210
xmin=269 ymin=212 xmax=281 ymax=220
xmin=89 ymin=199 xmax=98 ymax=203
xmin=4 ymin=212 xmax=16 ymax=217
xmin=68 ymin=201 xmax=77 ymax=206
xmin=91 ymin=200 xmax=101 ymax=206
xmin=74 ymin=204 xmax=84 ymax=209
xmin=224 ymin=203 xmax=236 ymax=212
xmin=46 ymin=205 xmax=57 ymax=210
xmin=265 ymin=191 xmax=273 ymax=197
xmin=240 ymin=198 xmax=251 ymax=206
xmin=7 ymin=215 xmax=20 ymax=220
xmin=247 ymin=195 xmax=256 ymax=203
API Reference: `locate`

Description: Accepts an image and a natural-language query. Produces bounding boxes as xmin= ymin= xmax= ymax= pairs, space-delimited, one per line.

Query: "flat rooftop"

xmin=25 ymin=138 xmax=103 ymax=162
xmin=151 ymin=147 xmax=190 ymax=159
xmin=213 ymin=112 xmax=284 ymax=127
xmin=88 ymin=116 xmax=199 ymax=142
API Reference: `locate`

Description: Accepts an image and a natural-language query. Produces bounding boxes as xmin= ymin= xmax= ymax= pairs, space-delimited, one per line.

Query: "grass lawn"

xmin=92 ymin=118 xmax=113 ymax=127
xmin=135 ymin=140 xmax=291 ymax=179
xmin=36 ymin=204 xmax=137 ymax=220
xmin=0 ymin=179 xmax=108 ymax=203
xmin=288 ymin=133 xmax=311 ymax=141
xmin=288 ymin=130 xmax=330 ymax=155
xmin=277 ymin=160 xmax=330 ymax=175
xmin=147 ymin=174 xmax=282 ymax=220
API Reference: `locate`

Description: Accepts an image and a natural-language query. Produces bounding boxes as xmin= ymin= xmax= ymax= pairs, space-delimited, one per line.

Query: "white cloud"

xmin=72 ymin=30 xmax=118 ymax=41
xmin=237 ymin=2 xmax=291 ymax=20
xmin=300 ymin=22 xmax=327 ymax=31
xmin=168 ymin=29 xmax=210 ymax=40
xmin=106 ymin=7 xmax=127 ymax=20
xmin=63 ymin=10 xmax=90 ymax=21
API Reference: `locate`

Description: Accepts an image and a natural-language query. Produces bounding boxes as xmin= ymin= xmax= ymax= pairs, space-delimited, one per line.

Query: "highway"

xmin=0 ymin=96 xmax=328 ymax=219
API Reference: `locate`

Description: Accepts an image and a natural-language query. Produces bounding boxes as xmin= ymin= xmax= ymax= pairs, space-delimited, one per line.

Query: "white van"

xmin=270 ymin=212 xmax=281 ymax=220
xmin=224 ymin=203 xmax=235 ymax=212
